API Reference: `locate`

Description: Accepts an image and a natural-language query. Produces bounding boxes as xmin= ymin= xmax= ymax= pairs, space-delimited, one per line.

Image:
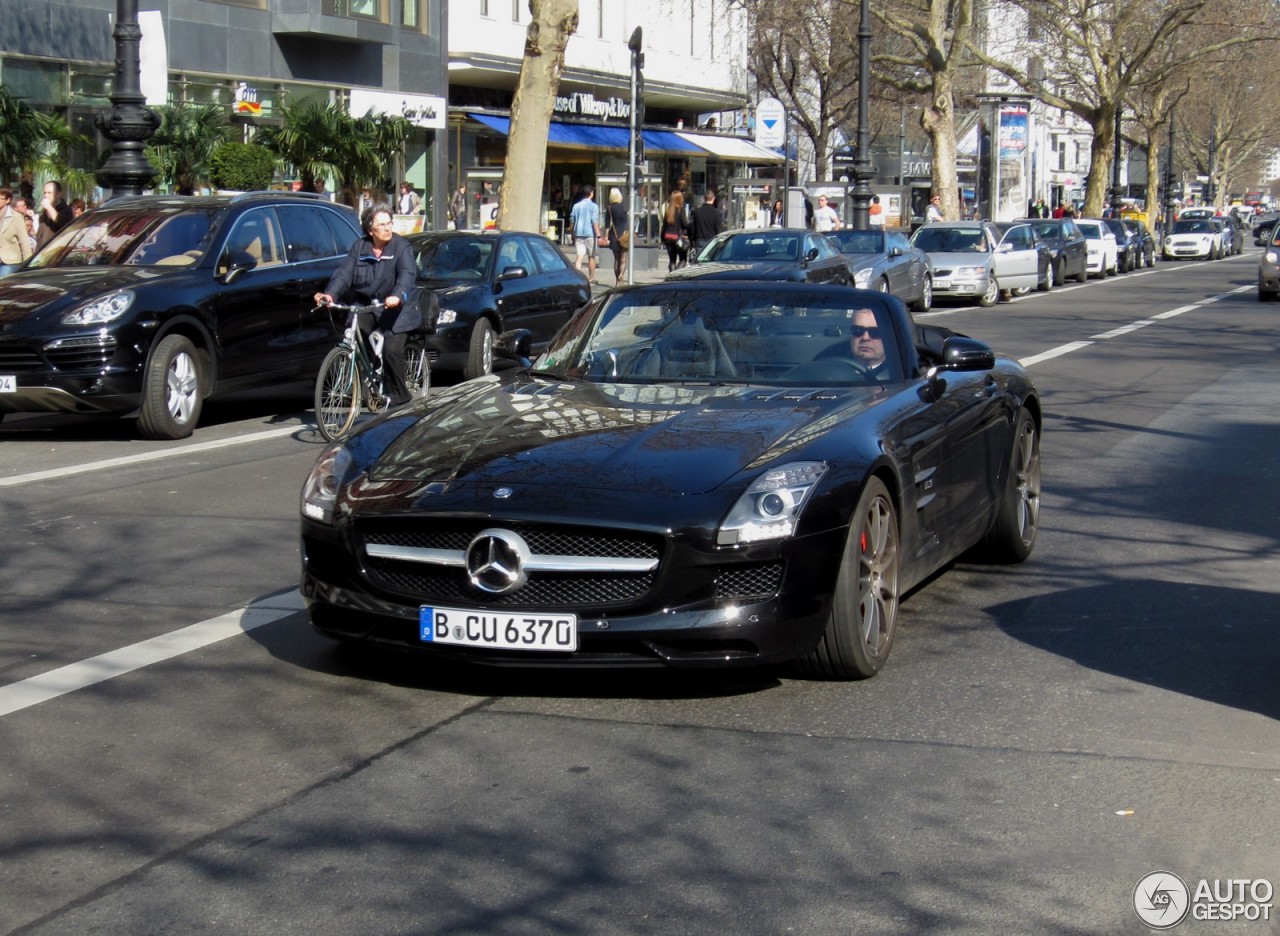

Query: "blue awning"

xmin=469 ymin=114 xmax=631 ymax=150
xmin=643 ymin=129 xmax=706 ymax=154
xmin=468 ymin=115 xmax=711 ymax=155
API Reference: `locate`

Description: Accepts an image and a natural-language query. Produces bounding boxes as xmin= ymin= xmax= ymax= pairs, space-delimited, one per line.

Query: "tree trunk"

xmin=1082 ymin=108 xmax=1115 ymax=217
xmin=498 ymin=0 xmax=579 ymax=235
xmin=922 ymin=78 xmax=960 ymax=221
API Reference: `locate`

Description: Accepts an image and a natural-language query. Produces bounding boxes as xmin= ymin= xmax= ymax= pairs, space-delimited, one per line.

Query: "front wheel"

xmin=314 ymin=346 xmax=361 ymax=442
xmin=465 ymin=318 xmax=494 ymax=380
xmin=978 ymin=276 xmax=999 ymax=307
xmin=1039 ymin=262 xmax=1053 ymax=291
xmin=137 ymin=334 xmax=204 ymax=440
xmin=798 ymin=477 xmax=901 ymax=679
xmin=404 ymin=336 xmax=431 ymax=399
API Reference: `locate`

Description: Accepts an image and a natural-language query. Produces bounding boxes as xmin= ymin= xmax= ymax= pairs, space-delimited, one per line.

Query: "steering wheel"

xmin=783 ymin=357 xmax=870 ymax=382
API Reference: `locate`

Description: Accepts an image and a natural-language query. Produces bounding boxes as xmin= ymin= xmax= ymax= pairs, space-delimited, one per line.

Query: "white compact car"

xmin=1163 ymin=219 xmax=1224 ymax=260
xmin=1076 ymin=220 xmax=1119 ymax=277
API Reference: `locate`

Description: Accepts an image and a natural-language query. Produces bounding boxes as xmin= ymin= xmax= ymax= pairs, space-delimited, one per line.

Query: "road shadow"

xmin=987 ymin=580 xmax=1280 ymax=720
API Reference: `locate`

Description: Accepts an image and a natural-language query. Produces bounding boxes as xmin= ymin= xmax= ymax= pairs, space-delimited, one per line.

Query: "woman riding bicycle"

xmin=314 ymin=207 xmax=419 ymax=407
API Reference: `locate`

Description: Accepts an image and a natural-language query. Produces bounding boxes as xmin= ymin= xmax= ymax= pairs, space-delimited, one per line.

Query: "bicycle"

xmin=313 ymin=300 xmax=430 ymax=442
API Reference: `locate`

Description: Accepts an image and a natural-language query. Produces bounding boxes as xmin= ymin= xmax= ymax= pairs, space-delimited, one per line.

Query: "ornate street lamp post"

xmin=848 ymin=0 xmax=875 ymax=229
xmin=96 ymin=0 xmax=159 ymax=198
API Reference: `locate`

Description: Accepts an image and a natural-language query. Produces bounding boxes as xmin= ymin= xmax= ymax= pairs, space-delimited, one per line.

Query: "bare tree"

xmin=744 ymin=0 xmax=862 ymax=181
xmin=967 ymin=0 xmax=1279 ymax=216
xmin=499 ymin=0 xmax=579 ymax=234
xmin=872 ymin=0 xmax=980 ymax=222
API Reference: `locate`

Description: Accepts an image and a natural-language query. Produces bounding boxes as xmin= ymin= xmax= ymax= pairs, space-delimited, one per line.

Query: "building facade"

xmin=0 ymin=0 xmax=451 ymax=228
xmin=446 ymin=0 xmax=783 ymax=242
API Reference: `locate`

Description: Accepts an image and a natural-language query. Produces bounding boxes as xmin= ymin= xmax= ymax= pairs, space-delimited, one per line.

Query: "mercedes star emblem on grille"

xmin=465 ymin=528 xmax=531 ymax=594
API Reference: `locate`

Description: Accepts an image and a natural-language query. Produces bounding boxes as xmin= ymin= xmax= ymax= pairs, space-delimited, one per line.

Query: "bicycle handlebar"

xmin=313 ymin=299 xmax=384 ymax=313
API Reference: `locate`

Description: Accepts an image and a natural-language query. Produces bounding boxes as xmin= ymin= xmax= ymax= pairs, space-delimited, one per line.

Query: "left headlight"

xmin=61 ymin=290 xmax=135 ymax=326
xmin=717 ymin=461 xmax=828 ymax=545
xmin=853 ymin=268 xmax=872 ymax=288
xmin=301 ymin=442 xmax=355 ymax=525
xmin=437 ymin=308 xmax=458 ymax=325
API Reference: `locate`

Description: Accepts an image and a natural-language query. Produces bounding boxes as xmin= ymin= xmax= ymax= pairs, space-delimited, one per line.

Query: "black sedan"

xmin=827 ymin=228 xmax=933 ymax=313
xmin=667 ymin=229 xmax=853 ymax=285
xmin=1018 ymin=217 xmax=1089 ymax=284
xmin=407 ymin=231 xmax=591 ymax=379
xmin=0 ymin=193 xmax=361 ymax=438
xmin=300 ymin=282 xmax=1042 ymax=679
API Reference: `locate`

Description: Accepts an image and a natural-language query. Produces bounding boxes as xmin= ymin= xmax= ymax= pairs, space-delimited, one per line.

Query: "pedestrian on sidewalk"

xmin=606 ymin=188 xmax=629 ymax=285
xmin=571 ymin=186 xmax=601 ymax=284
xmin=689 ymin=189 xmax=724 ymax=260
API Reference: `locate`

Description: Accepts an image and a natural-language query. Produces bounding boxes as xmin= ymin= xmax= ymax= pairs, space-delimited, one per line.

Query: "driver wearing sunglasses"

xmin=850 ymin=308 xmax=887 ymax=375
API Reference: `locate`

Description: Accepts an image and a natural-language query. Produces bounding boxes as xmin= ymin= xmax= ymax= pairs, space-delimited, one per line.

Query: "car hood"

xmin=667 ymin=262 xmax=802 ymax=281
xmin=421 ymin=280 xmax=487 ymax=309
xmin=0 ymin=266 xmax=184 ymax=325
xmin=842 ymin=255 xmax=881 ymax=275
xmin=359 ymin=375 xmax=885 ymax=497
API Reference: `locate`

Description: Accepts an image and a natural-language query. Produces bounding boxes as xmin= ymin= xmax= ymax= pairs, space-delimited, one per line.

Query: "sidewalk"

xmin=559 ymin=243 xmax=670 ymax=294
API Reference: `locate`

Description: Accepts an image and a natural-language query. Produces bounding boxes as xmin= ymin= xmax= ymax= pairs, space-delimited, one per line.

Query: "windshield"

xmin=27 ymin=207 xmax=218 ymax=269
xmin=536 ymin=287 xmax=904 ymax=386
xmin=829 ymin=230 xmax=884 ymax=254
xmin=911 ymin=227 xmax=989 ymax=253
xmin=1172 ymin=219 xmax=1214 ymax=234
xmin=1076 ymin=222 xmax=1103 ymax=238
xmin=412 ymin=236 xmax=494 ymax=281
xmin=701 ymin=232 xmax=803 ymax=263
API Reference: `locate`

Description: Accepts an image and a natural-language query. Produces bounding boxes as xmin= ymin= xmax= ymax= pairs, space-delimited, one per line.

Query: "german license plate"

xmin=934 ymin=279 xmax=951 ymax=289
xmin=0 ymin=375 xmax=15 ymax=393
xmin=419 ymin=606 xmax=578 ymax=652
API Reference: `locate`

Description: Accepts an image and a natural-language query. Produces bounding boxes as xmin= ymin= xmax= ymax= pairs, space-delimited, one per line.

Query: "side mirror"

xmin=498 ymin=265 xmax=529 ymax=281
xmin=937 ymin=336 xmax=996 ymax=373
xmin=889 ymin=246 xmax=903 ymax=257
xmin=804 ymin=247 xmax=820 ymax=262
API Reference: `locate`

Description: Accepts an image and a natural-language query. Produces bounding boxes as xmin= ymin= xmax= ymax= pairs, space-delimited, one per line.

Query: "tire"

xmin=404 ymin=336 xmax=431 ymax=399
xmin=876 ymin=277 xmax=890 ymax=293
xmin=799 ymin=477 xmax=900 ymax=679
xmin=909 ymin=275 xmax=932 ymax=314
xmin=978 ymin=276 xmax=999 ymax=307
xmin=1038 ymin=262 xmax=1053 ymax=291
xmin=1074 ymin=261 xmax=1088 ymax=283
xmin=1051 ymin=259 xmax=1063 ymax=287
xmin=464 ymin=318 xmax=495 ymax=380
xmin=137 ymin=334 xmax=203 ymax=440
xmin=314 ymin=346 xmax=361 ymax=442
xmin=977 ymin=409 xmax=1041 ymax=563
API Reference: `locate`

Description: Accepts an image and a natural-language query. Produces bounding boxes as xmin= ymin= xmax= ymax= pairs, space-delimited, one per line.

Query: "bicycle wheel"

xmin=314 ymin=346 xmax=362 ymax=441
xmin=405 ymin=336 xmax=431 ymax=399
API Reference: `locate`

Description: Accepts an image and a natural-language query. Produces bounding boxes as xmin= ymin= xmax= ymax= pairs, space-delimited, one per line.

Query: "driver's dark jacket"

xmin=323 ymin=232 xmax=421 ymax=333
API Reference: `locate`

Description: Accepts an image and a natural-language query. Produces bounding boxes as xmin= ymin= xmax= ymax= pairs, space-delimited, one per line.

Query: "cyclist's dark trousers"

xmin=356 ymin=310 xmax=411 ymax=405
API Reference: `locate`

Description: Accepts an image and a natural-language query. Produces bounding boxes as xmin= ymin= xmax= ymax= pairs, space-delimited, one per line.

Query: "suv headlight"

xmin=301 ymin=442 xmax=355 ymax=525
xmin=61 ymin=290 xmax=135 ymax=326
xmin=853 ymin=268 xmax=872 ymax=287
xmin=717 ymin=461 xmax=827 ymax=545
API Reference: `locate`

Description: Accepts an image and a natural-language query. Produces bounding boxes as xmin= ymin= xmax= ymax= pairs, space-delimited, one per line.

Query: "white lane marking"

xmin=0 ymin=425 xmax=302 ymax=489
xmin=1019 ymin=341 xmax=1094 ymax=367
xmin=0 ymin=590 xmax=305 ymax=718
xmin=1020 ymin=283 xmax=1254 ymax=368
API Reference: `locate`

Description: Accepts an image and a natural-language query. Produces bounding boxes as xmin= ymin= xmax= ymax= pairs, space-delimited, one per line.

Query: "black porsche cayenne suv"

xmin=0 ymin=192 xmax=362 ymax=438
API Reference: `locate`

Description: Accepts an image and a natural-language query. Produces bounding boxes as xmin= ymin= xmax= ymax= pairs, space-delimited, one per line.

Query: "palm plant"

xmin=358 ymin=110 xmax=414 ymax=188
xmin=0 ymin=86 xmax=87 ymax=190
xmin=144 ymin=104 xmax=234 ymax=194
xmin=259 ymin=99 xmax=381 ymax=195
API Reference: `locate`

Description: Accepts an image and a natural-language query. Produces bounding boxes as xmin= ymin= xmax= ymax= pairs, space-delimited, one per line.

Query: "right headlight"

xmin=61 ymin=290 xmax=135 ymax=326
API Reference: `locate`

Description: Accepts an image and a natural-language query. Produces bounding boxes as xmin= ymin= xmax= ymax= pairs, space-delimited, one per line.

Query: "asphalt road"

xmin=1 ymin=252 xmax=1277 ymax=935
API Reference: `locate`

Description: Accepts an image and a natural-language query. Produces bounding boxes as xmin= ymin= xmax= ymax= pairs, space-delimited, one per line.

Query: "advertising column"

xmin=998 ymin=103 xmax=1029 ymax=221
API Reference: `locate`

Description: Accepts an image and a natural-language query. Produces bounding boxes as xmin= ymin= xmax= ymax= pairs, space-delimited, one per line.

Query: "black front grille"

xmin=359 ymin=520 xmax=664 ymax=610
xmin=714 ymin=562 xmax=784 ymax=600
xmin=44 ymin=336 xmax=118 ymax=371
xmin=0 ymin=347 xmax=43 ymax=370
